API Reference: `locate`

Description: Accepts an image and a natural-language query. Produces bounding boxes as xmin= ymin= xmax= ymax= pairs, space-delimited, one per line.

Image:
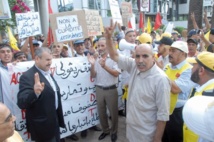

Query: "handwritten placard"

xmin=108 ymin=0 xmax=123 ymax=25
xmin=85 ymin=10 xmax=102 ymax=36
xmin=121 ymin=2 xmax=132 ymax=18
xmin=16 ymin=12 xmax=41 ymax=39
xmin=8 ymin=57 xmax=99 ymax=141
xmin=50 ymin=10 xmax=88 ymax=43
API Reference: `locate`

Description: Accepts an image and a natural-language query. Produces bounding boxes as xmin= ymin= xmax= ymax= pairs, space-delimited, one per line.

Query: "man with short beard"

xmin=162 ymin=41 xmax=196 ymax=142
xmin=183 ymin=51 xmax=214 ymax=142
xmin=105 ymin=21 xmax=171 ymax=142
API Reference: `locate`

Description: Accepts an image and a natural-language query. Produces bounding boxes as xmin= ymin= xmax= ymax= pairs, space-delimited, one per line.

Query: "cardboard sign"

xmin=121 ymin=2 xmax=132 ymax=18
xmin=50 ymin=10 xmax=88 ymax=43
xmin=16 ymin=12 xmax=42 ymax=39
xmin=0 ymin=0 xmax=11 ymax=19
xmin=8 ymin=57 xmax=99 ymax=141
xmin=85 ymin=10 xmax=102 ymax=36
xmin=108 ymin=0 xmax=123 ymax=25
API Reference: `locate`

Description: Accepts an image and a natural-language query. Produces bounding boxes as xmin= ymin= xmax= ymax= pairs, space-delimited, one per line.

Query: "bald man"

xmin=0 ymin=103 xmax=23 ymax=142
xmin=104 ymin=22 xmax=171 ymax=142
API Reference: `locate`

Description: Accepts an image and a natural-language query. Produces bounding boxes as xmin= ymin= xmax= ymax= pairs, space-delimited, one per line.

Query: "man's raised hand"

xmin=104 ymin=19 xmax=117 ymax=39
xmin=34 ymin=72 xmax=45 ymax=95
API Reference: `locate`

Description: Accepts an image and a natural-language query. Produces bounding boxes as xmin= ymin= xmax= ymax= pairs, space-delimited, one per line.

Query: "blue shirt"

xmin=170 ymin=60 xmax=196 ymax=108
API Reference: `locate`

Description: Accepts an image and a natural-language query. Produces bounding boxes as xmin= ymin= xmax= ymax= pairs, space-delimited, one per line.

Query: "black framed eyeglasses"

xmin=0 ymin=113 xmax=12 ymax=125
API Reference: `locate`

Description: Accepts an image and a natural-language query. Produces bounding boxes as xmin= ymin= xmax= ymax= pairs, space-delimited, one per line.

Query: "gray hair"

xmin=35 ymin=47 xmax=52 ymax=58
xmin=137 ymin=43 xmax=155 ymax=55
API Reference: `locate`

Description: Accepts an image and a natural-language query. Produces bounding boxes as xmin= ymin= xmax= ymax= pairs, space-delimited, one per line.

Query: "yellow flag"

xmin=7 ymin=26 xmax=20 ymax=51
xmin=147 ymin=17 xmax=151 ymax=34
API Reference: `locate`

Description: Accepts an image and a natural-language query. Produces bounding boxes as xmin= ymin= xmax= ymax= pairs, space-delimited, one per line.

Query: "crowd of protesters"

xmin=0 ymin=9 xmax=214 ymax=142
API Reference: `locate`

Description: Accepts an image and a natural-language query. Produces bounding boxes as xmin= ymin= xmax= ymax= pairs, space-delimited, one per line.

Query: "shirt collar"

xmin=35 ymin=65 xmax=50 ymax=76
xmin=170 ymin=59 xmax=187 ymax=70
xmin=196 ymin=78 xmax=214 ymax=92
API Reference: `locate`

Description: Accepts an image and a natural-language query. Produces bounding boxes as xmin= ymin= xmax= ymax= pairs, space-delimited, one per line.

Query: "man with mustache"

xmin=183 ymin=51 xmax=214 ymax=142
xmin=104 ymin=21 xmax=171 ymax=142
xmin=162 ymin=41 xmax=196 ymax=142
xmin=17 ymin=47 xmax=65 ymax=142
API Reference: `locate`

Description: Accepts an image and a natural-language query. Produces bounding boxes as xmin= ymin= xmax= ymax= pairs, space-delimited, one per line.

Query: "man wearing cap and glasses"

xmin=162 ymin=41 xmax=196 ymax=142
xmin=73 ymin=39 xmax=88 ymax=57
xmin=0 ymin=103 xmax=23 ymax=142
xmin=183 ymin=51 xmax=214 ymax=142
xmin=155 ymin=37 xmax=174 ymax=69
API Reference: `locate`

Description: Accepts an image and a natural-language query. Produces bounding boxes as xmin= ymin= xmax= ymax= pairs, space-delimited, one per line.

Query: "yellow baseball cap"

xmin=193 ymin=52 xmax=214 ymax=72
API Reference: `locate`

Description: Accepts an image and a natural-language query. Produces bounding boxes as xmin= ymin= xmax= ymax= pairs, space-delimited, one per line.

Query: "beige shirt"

xmin=4 ymin=131 xmax=23 ymax=142
xmin=95 ymin=57 xmax=121 ymax=86
xmin=118 ymin=55 xmax=171 ymax=142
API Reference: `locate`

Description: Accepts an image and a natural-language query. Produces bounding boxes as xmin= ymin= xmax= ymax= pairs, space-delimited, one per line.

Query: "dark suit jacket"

xmin=17 ymin=65 xmax=65 ymax=141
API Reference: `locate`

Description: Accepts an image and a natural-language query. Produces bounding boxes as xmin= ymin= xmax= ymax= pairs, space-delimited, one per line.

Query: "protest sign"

xmin=8 ymin=57 xmax=99 ymax=141
xmin=50 ymin=10 xmax=88 ymax=43
xmin=85 ymin=10 xmax=102 ymax=36
xmin=121 ymin=2 xmax=132 ymax=18
xmin=16 ymin=12 xmax=42 ymax=39
xmin=108 ymin=0 xmax=123 ymax=25
xmin=0 ymin=0 xmax=11 ymax=19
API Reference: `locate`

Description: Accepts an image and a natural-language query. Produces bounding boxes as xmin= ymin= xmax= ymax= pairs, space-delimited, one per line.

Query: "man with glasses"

xmin=0 ymin=103 xmax=23 ymax=142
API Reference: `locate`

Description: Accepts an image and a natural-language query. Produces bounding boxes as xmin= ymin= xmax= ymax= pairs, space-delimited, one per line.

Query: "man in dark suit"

xmin=17 ymin=47 xmax=65 ymax=142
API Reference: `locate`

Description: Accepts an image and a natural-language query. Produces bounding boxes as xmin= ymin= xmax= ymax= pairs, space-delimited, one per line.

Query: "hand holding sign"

xmin=34 ymin=72 xmax=45 ymax=95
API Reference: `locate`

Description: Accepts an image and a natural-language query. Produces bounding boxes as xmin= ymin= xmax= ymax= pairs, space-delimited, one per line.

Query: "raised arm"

xmin=190 ymin=12 xmax=199 ymax=29
xmin=105 ymin=20 xmax=119 ymax=62
xmin=203 ymin=10 xmax=211 ymax=30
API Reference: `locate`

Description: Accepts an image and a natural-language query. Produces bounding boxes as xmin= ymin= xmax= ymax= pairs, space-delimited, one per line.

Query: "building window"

xmin=180 ymin=0 xmax=187 ymax=4
xmin=58 ymin=0 xmax=73 ymax=12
